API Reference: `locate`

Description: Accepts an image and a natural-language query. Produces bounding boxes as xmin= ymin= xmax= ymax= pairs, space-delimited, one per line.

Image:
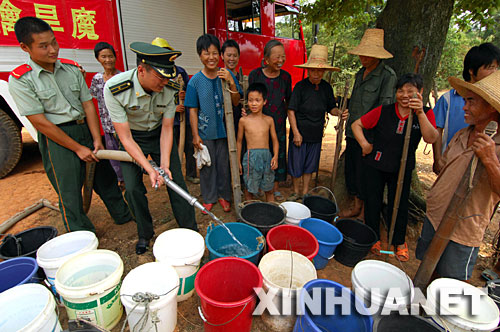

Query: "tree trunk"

xmin=376 ymin=0 xmax=454 ymax=104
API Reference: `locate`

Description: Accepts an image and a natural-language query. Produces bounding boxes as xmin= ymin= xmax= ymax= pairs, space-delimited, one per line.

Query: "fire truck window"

xmin=226 ymin=0 xmax=261 ymax=34
xmin=275 ymin=4 xmax=300 ymax=39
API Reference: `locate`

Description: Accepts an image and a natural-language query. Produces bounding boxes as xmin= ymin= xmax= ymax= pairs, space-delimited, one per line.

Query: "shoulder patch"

xmin=165 ymin=80 xmax=181 ymax=91
xmin=109 ymin=80 xmax=133 ymax=96
xmin=58 ymin=58 xmax=81 ymax=67
xmin=10 ymin=64 xmax=32 ymax=79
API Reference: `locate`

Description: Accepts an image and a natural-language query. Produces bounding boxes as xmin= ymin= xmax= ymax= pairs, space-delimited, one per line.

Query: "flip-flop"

xmin=371 ymin=240 xmax=382 ymax=256
xmin=287 ymin=192 xmax=300 ymax=201
xmin=274 ymin=191 xmax=285 ymax=202
xmin=395 ymin=243 xmax=410 ymax=262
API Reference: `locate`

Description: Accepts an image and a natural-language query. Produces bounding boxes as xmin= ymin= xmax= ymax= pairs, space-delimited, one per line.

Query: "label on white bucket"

xmin=62 ymin=283 xmax=122 ymax=328
xmin=178 ymin=266 xmax=199 ymax=296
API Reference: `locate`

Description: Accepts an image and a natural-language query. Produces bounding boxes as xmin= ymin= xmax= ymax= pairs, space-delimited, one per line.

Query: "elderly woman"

xmin=89 ymin=42 xmax=123 ymax=188
xmin=287 ymin=44 xmax=346 ymax=201
xmin=249 ymin=40 xmax=292 ymax=201
xmin=351 ymin=73 xmax=438 ymax=261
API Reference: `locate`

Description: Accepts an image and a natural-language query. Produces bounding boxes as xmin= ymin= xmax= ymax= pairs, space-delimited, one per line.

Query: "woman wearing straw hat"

xmin=342 ymin=28 xmax=397 ymax=219
xmin=287 ymin=44 xmax=347 ymax=201
xmin=416 ymin=71 xmax=500 ymax=280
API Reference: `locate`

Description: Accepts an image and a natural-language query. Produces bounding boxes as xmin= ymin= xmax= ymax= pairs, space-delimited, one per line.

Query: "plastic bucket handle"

xmin=198 ymin=301 xmax=249 ymax=327
xmin=305 ymin=186 xmax=338 ymax=207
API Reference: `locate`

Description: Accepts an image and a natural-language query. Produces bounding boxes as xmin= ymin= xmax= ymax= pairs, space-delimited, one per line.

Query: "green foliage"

xmin=300 ymin=0 xmax=384 ymax=96
xmin=434 ymin=19 xmax=483 ymax=90
xmin=300 ymin=0 xmax=500 ymax=93
xmin=453 ymin=0 xmax=500 ymax=30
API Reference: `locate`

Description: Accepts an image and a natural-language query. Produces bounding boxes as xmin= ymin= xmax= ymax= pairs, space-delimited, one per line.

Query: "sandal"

xmin=395 ymin=243 xmax=409 ymax=262
xmin=371 ymin=241 xmax=382 ymax=256
xmin=274 ymin=191 xmax=285 ymax=202
xmin=287 ymin=192 xmax=300 ymax=201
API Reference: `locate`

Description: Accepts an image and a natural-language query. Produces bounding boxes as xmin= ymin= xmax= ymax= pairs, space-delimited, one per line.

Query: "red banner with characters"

xmin=0 ymin=0 xmax=119 ymax=49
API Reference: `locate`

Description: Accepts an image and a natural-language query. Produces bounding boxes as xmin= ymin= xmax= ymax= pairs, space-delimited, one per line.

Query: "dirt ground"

xmin=1 ymin=118 xmax=499 ymax=332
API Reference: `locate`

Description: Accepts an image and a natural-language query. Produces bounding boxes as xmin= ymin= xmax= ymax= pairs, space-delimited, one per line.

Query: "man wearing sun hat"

xmin=287 ymin=44 xmax=347 ymax=201
xmin=104 ymin=40 xmax=198 ymax=254
xmin=416 ymin=71 xmax=500 ymax=280
xmin=342 ymin=28 xmax=397 ymax=218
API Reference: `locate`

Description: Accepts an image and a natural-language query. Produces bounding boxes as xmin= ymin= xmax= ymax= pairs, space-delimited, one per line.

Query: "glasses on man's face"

xmin=151 ymin=69 xmax=169 ymax=83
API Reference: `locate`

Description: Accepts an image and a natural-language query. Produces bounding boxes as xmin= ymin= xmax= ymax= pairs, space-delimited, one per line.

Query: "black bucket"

xmin=487 ymin=279 xmax=500 ymax=311
xmin=333 ymin=219 xmax=377 ymax=267
xmin=239 ymin=201 xmax=285 ymax=235
xmin=0 ymin=226 xmax=58 ymax=260
xmin=302 ymin=186 xmax=338 ymax=223
xmin=375 ymin=312 xmax=442 ymax=332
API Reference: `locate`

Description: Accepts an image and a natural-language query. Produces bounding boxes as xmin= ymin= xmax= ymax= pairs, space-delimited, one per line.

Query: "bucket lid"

xmin=0 ymin=283 xmax=55 ymax=331
xmin=352 ymin=260 xmax=413 ymax=305
xmin=121 ymin=262 xmax=179 ymax=310
xmin=427 ymin=278 xmax=500 ymax=328
xmin=55 ymin=249 xmax=123 ymax=298
xmin=36 ymin=231 xmax=98 ymax=269
xmin=153 ymin=228 xmax=205 ymax=265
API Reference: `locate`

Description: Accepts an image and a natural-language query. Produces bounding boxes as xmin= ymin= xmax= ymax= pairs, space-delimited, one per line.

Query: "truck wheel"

xmin=0 ymin=108 xmax=22 ymax=178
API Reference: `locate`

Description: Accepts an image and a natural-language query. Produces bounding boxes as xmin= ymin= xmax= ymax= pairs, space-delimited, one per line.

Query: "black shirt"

xmin=288 ymin=78 xmax=336 ymax=142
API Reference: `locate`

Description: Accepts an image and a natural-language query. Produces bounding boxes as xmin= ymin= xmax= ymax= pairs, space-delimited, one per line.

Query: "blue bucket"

xmin=206 ymin=222 xmax=265 ymax=265
xmin=293 ymin=279 xmax=373 ymax=332
xmin=299 ymin=218 xmax=343 ymax=269
xmin=0 ymin=257 xmax=39 ymax=293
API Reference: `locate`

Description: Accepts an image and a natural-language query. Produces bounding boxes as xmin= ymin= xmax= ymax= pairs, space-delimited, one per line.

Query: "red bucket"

xmin=266 ymin=224 xmax=319 ymax=260
xmin=195 ymin=257 xmax=263 ymax=331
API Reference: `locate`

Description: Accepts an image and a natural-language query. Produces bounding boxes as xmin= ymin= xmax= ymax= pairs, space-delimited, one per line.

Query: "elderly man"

xmin=343 ymin=28 xmax=397 ymax=218
xmin=432 ymin=43 xmax=500 ymax=174
xmin=416 ymin=71 xmax=500 ymax=280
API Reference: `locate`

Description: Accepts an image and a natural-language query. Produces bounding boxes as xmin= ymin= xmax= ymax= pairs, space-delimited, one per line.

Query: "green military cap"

xmin=129 ymin=41 xmax=182 ymax=79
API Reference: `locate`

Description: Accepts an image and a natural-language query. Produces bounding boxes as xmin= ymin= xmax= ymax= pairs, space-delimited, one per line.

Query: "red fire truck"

xmin=0 ymin=0 xmax=306 ymax=178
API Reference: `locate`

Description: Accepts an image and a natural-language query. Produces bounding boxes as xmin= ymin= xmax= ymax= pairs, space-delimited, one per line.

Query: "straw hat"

xmin=449 ymin=70 xmax=500 ymax=113
xmin=348 ymin=28 xmax=393 ymax=59
xmin=295 ymin=44 xmax=340 ymax=71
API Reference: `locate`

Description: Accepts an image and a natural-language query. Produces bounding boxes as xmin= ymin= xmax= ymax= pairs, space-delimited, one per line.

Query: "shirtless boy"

xmin=237 ymin=83 xmax=279 ymax=201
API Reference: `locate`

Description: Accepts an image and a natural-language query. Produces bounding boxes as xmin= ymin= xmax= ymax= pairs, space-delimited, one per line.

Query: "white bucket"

xmin=153 ymin=228 xmax=205 ymax=302
xmin=121 ymin=262 xmax=180 ymax=332
xmin=427 ymin=278 xmax=500 ymax=332
xmin=36 ymin=231 xmax=98 ymax=295
xmin=351 ymin=260 xmax=414 ymax=317
xmin=0 ymin=283 xmax=62 ymax=332
xmin=258 ymin=250 xmax=317 ymax=331
xmin=55 ymin=249 xmax=123 ymax=330
xmin=280 ymin=202 xmax=311 ymax=225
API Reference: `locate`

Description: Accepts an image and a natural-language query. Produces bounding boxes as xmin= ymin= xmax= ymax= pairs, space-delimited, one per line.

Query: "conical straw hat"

xmin=449 ymin=70 xmax=500 ymax=113
xmin=348 ymin=28 xmax=393 ymax=59
xmin=295 ymin=44 xmax=340 ymax=71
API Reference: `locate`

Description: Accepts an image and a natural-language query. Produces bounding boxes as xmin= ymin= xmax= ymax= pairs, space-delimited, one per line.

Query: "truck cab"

xmin=0 ymin=0 xmax=306 ymax=178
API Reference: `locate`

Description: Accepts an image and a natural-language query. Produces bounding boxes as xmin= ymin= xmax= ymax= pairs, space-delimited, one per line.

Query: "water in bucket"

xmin=217 ymin=243 xmax=253 ymax=256
xmin=0 ymin=283 xmax=62 ymax=332
xmin=205 ymin=210 xmax=244 ymax=247
xmin=206 ymin=222 xmax=264 ymax=265
xmin=55 ymin=250 xmax=124 ymax=330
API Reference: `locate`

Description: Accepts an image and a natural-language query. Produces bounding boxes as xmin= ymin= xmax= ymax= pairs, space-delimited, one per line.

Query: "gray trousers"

xmin=200 ymin=138 xmax=232 ymax=203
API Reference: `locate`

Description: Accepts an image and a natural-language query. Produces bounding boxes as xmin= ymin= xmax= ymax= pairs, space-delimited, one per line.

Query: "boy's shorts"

xmin=242 ymin=149 xmax=275 ymax=194
xmin=288 ymin=141 xmax=321 ymax=178
xmin=416 ymin=217 xmax=479 ymax=280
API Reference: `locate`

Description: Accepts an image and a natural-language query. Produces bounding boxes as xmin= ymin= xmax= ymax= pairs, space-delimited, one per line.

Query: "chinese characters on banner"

xmin=0 ymin=0 xmax=117 ymax=49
